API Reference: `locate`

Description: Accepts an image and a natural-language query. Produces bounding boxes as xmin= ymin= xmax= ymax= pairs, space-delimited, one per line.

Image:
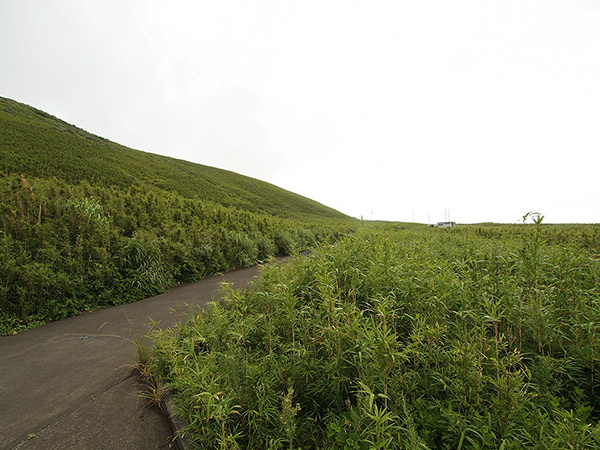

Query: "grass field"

xmin=149 ymin=219 xmax=600 ymax=449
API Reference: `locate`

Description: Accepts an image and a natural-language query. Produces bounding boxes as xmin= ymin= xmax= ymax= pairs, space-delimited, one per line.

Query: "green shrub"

xmin=0 ymin=173 xmax=353 ymax=333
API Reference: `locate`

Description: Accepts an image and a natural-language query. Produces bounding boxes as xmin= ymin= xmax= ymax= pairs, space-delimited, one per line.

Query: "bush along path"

xmin=149 ymin=223 xmax=600 ymax=449
xmin=0 ymin=173 xmax=354 ymax=335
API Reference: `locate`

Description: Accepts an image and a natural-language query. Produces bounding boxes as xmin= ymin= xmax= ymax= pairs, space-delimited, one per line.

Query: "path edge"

xmin=164 ymin=392 xmax=192 ymax=450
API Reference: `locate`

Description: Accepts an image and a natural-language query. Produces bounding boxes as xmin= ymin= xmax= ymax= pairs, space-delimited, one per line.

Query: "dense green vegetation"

xmin=150 ymin=220 xmax=600 ymax=449
xmin=0 ymin=97 xmax=355 ymax=334
xmin=0 ymin=96 xmax=347 ymax=221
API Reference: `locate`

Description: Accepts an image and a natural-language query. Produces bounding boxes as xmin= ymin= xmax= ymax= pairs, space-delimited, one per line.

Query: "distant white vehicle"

xmin=436 ymin=221 xmax=456 ymax=228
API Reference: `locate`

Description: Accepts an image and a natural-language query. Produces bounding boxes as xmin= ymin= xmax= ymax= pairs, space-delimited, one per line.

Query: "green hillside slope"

xmin=0 ymin=96 xmax=348 ymax=221
xmin=0 ymin=96 xmax=355 ymax=334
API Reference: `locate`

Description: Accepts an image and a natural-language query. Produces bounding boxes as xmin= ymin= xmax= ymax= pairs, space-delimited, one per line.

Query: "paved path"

xmin=0 ymin=263 xmax=273 ymax=450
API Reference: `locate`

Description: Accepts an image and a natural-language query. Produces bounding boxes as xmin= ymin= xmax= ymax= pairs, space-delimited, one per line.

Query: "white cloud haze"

xmin=1 ymin=0 xmax=599 ymax=223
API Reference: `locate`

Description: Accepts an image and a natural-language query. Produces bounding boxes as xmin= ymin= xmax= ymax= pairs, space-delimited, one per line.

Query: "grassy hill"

xmin=0 ymin=96 xmax=355 ymax=334
xmin=0 ymin=96 xmax=348 ymax=221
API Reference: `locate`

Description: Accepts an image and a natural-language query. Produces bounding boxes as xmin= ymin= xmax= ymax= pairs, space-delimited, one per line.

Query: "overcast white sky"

xmin=1 ymin=1 xmax=599 ymax=223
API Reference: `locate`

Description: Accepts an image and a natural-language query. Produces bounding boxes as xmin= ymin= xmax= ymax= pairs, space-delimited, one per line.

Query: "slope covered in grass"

xmin=0 ymin=97 xmax=355 ymax=334
xmin=0 ymin=96 xmax=348 ymax=221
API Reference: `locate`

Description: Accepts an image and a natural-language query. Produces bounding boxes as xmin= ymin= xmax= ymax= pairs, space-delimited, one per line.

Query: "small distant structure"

xmin=435 ymin=221 xmax=456 ymax=228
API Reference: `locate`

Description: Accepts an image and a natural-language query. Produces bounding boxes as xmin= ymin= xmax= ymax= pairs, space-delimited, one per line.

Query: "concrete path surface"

xmin=0 ymin=263 xmax=272 ymax=450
